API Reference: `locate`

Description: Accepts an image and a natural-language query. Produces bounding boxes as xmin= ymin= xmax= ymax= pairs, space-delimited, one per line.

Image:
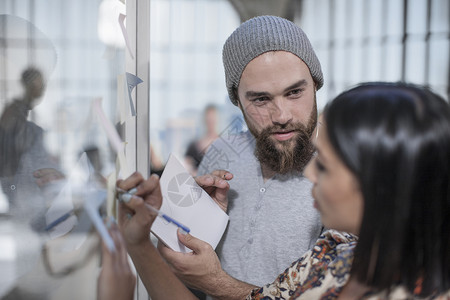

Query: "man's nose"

xmin=270 ymin=99 xmax=292 ymax=126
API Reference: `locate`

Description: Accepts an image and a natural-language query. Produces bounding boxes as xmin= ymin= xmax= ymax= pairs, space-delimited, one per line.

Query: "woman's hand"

xmin=116 ymin=172 xmax=162 ymax=248
xmin=97 ymin=217 xmax=136 ymax=300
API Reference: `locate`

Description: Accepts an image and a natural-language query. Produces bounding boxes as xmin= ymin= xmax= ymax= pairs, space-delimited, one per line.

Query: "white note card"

xmin=151 ymin=154 xmax=229 ymax=253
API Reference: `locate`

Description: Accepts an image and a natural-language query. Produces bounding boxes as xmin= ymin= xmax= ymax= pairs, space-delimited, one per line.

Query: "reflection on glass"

xmin=0 ymin=66 xmax=64 ymax=224
xmin=0 ymin=1 xmax=124 ymax=297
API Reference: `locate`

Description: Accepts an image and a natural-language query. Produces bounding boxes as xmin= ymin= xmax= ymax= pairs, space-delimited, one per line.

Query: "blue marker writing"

xmin=45 ymin=211 xmax=74 ymax=231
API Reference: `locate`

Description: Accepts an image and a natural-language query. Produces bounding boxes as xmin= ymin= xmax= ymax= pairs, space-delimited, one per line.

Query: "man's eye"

xmin=287 ymin=89 xmax=303 ymax=97
xmin=251 ymin=97 xmax=269 ymax=104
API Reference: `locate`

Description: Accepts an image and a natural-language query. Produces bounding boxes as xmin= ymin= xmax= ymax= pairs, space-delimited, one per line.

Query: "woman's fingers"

xmin=116 ymin=172 xmax=144 ymax=193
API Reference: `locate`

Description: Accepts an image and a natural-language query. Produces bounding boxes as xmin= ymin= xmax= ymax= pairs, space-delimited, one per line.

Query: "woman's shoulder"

xmin=284 ymin=230 xmax=358 ymax=298
xmin=313 ymin=229 xmax=358 ymax=256
xmin=318 ymin=229 xmax=358 ymax=242
xmin=247 ymin=230 xmax=358 ymax=300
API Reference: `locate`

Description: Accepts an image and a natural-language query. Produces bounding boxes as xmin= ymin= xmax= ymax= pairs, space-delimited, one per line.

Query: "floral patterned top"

xmin=247 ymin=230 xmax=357 ymax=300
xmin=247 ymin=230 xmax=450 ymax=300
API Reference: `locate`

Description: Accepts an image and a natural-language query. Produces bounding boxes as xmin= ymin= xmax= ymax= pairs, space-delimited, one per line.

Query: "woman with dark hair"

xmin=297 ymin=82 xmax=450 ymax=298
xmin=331 ymin=83 xmax=450 ymax=296
xmin=114 ymin=82 xmax=450 ymax=299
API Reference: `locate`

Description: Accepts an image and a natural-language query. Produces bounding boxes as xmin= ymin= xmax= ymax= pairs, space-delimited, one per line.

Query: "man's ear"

xmin=232 ymin=87 xmax=241 ymax=109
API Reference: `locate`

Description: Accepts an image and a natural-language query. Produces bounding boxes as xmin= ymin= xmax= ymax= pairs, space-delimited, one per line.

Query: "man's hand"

xmin=158 ymin=230 xmax=256 ymax=299
xmin=158 ymin=230 xmax=225 ymax=293
xmin=195 ymin=170 xmax=233 ymax=212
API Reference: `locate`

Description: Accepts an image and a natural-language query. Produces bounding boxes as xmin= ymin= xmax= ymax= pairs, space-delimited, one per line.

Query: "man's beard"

xmin=243 ymin=104 xmax=317 ymax=175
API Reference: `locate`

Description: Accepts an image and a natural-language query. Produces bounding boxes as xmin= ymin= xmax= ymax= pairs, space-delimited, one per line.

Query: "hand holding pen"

xmin=116 ymin=186 xmax=190 ymax=234
xmin=115 ymin=173 xmax=190 ymax=248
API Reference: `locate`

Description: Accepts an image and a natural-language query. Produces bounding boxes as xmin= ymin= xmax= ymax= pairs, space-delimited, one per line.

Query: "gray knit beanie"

xmin=223 ymin=15 xmax=324 ymax=106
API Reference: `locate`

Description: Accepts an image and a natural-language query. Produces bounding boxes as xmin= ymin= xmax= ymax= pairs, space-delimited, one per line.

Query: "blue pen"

xmin=160 ymin=213 xmax=191 ymax=234
xmin=116 ymin=187 xmax=191 ymax=234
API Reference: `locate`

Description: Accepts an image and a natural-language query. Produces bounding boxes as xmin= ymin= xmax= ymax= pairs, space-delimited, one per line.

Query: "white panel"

xmin=315 ymin=48 xmax=329 ymax=87
xmin=332 ymin=44 xmax=347 ymax=86
xmin=136 ymin=0 xmax=150 ymax=177
xmin=383 ymin=42 xmax=403 ymax=81
xmin=171 ymin=0 xmax=196 ymax=45
xmin=428 ymin=39 xmax=449 ymax=86
xmin=430 ymin=0 xmax=449 ymax=33
xmin=334 ymin=0 xmax=349 ymax=41
xmin=126 ymin=0 xmax=137 ymax=176
xmin=405 ymin=41 xmax=427 ymax=83
xmin=347 ymin=46 xmax=364 ymax=85
xmin=348 ymin=0 xmax=365 ymax=40
xmin=365 ymin=42 xmax=383 ymax=81
xmin=367 ymin=0 xmax=383 ymax=37
xmin=150 ymin=0 xmax=171 ymax=45
xmin=298 ymin=0 xmax=316 ymax=35
xmin=0 ymin=0 xmax=15 ymax=13
xmin=407 ymin=0 xmax=428 ymax=34
xmin=386 ymin=0 xmax=405 ymax=37
xmin=301 ymin=0 xmax=330 ymax=45
xmin=10 ymin=0 xmax=29 ymax=20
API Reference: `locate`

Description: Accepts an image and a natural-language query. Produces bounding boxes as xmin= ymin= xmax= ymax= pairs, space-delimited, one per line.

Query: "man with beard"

xmin=157 ymin=15 xmax=324 ymax=299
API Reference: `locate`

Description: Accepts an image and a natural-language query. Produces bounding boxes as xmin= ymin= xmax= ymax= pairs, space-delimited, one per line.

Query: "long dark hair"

xmin=324 ymin=82 xmax=450 ymax=296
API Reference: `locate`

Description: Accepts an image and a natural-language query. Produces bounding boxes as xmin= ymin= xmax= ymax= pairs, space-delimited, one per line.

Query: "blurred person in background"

xmin=0 ymin=66 xmax=64 ymax=225
xmin=184 ymin=104 xmax=219 ymax=176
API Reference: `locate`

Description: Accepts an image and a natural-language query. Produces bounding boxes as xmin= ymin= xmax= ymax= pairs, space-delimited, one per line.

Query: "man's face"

xmin=237 ymin=51 xmax=317 ymax=174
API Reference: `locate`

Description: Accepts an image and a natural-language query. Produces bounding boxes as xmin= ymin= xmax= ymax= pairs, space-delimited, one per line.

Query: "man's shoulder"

xmin=198 ymin=131 xmax=255 ymax=174
xmin=210 ymin=130 xmax=254 ymax=150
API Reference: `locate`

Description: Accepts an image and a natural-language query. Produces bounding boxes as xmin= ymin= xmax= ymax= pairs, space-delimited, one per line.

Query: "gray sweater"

xmin=198 ymin=129 xmax=322 ymax=286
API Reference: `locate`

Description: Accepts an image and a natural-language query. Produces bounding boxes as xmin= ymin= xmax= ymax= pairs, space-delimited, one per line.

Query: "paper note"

xmin=117 ymin=74 xmax=127 ymax=123
xmin=106 ymin=171 xmax=117 ymax=218
xmin=118 ymin=13 xmax=134 ymax=59
xmin=92 ymin=97 xmax=129 ymax=177
xmin=125 ymin=72 xmax=143 ymax=116
xmin=151 ymin=154 xmax=229 ymax=253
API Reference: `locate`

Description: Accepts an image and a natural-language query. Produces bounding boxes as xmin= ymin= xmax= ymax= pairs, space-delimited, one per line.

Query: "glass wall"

xmin=0 ymin=0 xmax=240 ymax=298
xmin=0 ymin=0 xmax=125 ymax=299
